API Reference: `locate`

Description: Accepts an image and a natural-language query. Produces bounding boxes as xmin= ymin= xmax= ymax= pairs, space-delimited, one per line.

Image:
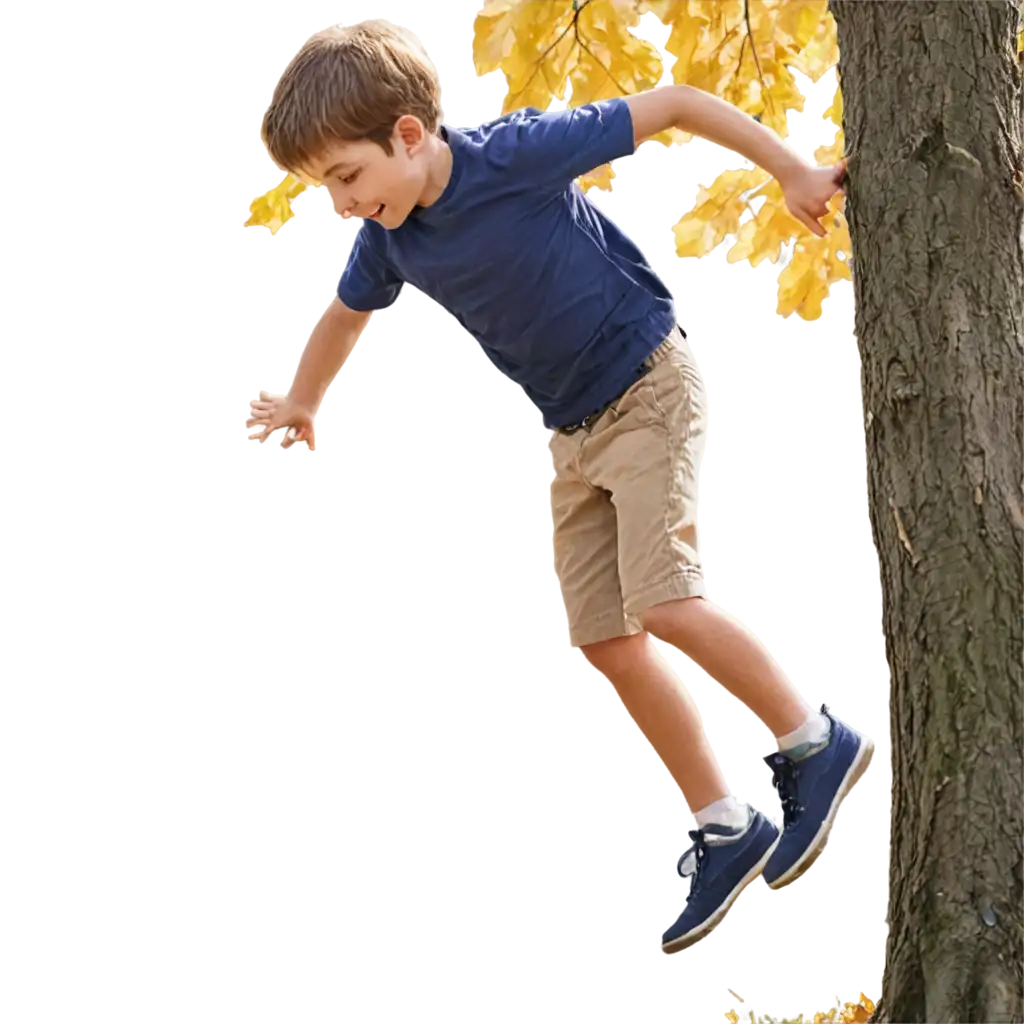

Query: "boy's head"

xmin=261 ymin=20 xmax=445 ymax=229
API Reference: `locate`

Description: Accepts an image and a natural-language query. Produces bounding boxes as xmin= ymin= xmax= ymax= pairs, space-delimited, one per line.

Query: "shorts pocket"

xmin=609 ymin=372 xmax=655 ymax=423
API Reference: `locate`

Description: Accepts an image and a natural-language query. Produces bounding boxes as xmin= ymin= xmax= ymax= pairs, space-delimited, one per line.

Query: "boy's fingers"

xmin=794 ymin=211 xmax=819 ymax=235
xmin=284 ymin=425 xmax=311 ymax=446
xmin=281 ymin=427 xmax=313 ymax=450
xmin=792 ymin=200 xmax=822 ymax=235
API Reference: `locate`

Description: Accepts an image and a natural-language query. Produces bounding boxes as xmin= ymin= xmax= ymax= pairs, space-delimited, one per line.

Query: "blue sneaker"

xmin=662 ymin=805 xmax=779 ymax=953
xmin=762 ymin=704 xmax=874 ymax=890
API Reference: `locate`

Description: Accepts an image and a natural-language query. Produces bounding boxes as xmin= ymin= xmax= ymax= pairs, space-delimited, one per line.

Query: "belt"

xmin=556 ymin=326 xmax=686 ymax=436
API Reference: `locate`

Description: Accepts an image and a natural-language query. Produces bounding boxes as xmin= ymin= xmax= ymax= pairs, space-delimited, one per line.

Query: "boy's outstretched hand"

xmin=780 ymin=159 xmax=848 ymax=238
xmin=247 ymin=391 xmax=316 ymax=450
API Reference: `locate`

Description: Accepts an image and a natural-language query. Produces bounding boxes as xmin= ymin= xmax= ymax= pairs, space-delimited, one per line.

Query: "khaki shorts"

xmin=548 ymin=325 xmax=709 ymax=648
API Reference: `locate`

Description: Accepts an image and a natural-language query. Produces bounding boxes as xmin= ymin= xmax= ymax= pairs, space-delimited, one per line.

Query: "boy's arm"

xmin=624 ymin=85 xmax=846 ymax=237
xmin=288 ymin=296 xmax=372 ymax=415
xmin=625 ymin=85 xmax=808 ymax=181
xmin=289 ymin=220 xmax=399 ymax=413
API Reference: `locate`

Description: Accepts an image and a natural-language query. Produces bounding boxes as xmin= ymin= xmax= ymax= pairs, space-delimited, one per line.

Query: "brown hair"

xmin=261 ymin=19 xmax=444 ymax=180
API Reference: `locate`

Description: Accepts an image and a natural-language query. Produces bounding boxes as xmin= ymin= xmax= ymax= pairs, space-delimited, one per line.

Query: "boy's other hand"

xmin=246 ymin=391 xmax=316 ymax=450
xmin=780 ymin=159 xmax=847 ymax=238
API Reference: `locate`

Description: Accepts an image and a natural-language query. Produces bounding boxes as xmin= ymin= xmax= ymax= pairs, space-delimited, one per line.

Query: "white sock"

xmin=694 ymin=795 xmax=749 ymax=832
xmin=776 ymin=710 xmax=831 ymax=757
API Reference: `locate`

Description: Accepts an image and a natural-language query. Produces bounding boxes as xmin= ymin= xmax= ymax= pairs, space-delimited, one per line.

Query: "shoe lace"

xmin=676 ymin=830 xmax=708 ymax=900
xmin=767 ymin=754 xmax=804 ymax=828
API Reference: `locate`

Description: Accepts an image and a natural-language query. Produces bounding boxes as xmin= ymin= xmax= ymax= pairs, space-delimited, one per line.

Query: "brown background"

xmin=0 ymin=8 xmax=880 ymax=1024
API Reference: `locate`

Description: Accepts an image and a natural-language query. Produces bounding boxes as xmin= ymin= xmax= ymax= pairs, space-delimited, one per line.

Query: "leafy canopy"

xmin=247 ymin=0 xmax=1024 ymax=317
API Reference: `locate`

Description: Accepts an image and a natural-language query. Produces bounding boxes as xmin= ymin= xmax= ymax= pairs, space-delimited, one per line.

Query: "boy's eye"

xmin=341 ymin=170 xmax=360 ymax=184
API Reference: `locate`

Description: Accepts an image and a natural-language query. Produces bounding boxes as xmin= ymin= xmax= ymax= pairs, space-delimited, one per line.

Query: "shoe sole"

xmin=661 ymin=832 xmax=782 ymax=954
xmin=766 ymin=735 xmax=875 ymax=891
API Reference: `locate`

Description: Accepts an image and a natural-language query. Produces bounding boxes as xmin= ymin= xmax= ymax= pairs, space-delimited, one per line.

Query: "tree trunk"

xmin=827 ymin=2 xmax=1024 ymax=1021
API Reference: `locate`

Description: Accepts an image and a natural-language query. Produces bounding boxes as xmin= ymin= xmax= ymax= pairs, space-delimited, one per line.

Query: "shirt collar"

xmin=407 ymin=124 xmax=463 ymax=225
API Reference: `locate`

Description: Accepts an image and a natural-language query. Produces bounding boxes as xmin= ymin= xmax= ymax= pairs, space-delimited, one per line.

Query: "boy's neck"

xmin=416 ymin=131 xmax=453 ymax=209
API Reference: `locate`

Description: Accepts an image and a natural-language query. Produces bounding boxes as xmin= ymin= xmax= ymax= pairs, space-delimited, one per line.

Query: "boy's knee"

xmin=580 ymin=631 xmax=649 ymax=675
xmin=639 ymin=595 xmax=706 ymax=639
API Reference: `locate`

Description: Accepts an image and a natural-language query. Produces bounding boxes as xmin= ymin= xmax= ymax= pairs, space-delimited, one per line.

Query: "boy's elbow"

xmin=328 ymin=295 xmax=373 ymax=335
xmin=668 ymin=84 xmax=703 ymax=133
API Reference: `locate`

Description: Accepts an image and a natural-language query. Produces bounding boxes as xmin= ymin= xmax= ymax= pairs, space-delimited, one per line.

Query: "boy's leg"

xmin=577 ymin=630 xmax=737 ymax=815
xmin=548 ymin=407 xmax=741 ymax=823
xmin=598 ymin=337 xmax=880 ymax=897
xmin=640 ymin=594 xmax=873 ymax=890
xmin=639 ymin=596 xmax=813 ymax=740
xmin=577 ymin=634 xmax=774 ymax=946
xmin=548 ymin=337 xmax=778 ymax=950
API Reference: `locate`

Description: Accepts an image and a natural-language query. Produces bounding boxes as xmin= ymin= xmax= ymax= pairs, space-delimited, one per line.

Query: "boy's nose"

xmin=335 ymin=196 xmax=354 ymax=218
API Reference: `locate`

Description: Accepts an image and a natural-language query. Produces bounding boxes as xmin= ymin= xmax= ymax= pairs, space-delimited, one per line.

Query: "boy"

xmin=246 ymin=18 xmax=872 ymax=954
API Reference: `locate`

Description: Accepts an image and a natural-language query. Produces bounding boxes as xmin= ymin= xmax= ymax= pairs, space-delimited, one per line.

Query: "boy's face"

xmin=302 ymin=115 xmax=436 ymax=230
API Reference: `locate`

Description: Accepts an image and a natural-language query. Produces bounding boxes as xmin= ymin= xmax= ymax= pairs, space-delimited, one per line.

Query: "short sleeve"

xmin=495 ymin=98 xmax=635 ymax=189
xmin=337 ymin=226 xmax=403 ymax=310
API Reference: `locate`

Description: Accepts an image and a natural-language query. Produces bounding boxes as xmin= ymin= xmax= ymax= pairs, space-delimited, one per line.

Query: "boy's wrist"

xmin=285 ymin=384 xmax=313 ymax=404
xmin=774 ymin=156 xmax=813 ymax=190
xmin=286 ymin=389 xmax=321 ymax=415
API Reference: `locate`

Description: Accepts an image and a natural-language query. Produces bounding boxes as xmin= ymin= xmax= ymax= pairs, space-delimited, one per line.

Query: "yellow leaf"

xmin=837 ymin=994 xmax=877 ymax=1024
xmin=725 ymin=1011 xmax=739 ymax=1024
xmin=823 ymin=84 xmax=839 ymax=126
xmin=773 ymin=0 xmax=825 ymax=56
xmin=798 ymin=11 xmax=839 ymax=75
xmin=724 ymin=218 xmax=757 ymax=266
xmin=577 ymin=160 xmax=614 ymax=192
xmin=770 ymin=247 xmax=819 ymax=311
xmin=798 ymin=268 xmax=831 ymax=323
xmin=472 ymin=0 xmax=518 ymax=76
xmin=644 ymin=126 xmax=693 ymax=147
xmin=725 ymin=177 xmax=804 ymax=267
xmin=813 ymin=127 xmax=845 ymax=167
xmin=672 ymin=215 xmax=715 ymax=260
xmin=827 ymin=258 xmax=851 ymax=282
xmin=240 ymin=177 xmax=311 ymax=238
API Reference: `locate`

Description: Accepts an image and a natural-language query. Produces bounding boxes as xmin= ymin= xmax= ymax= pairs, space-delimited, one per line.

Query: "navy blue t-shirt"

xmin=337 ymin=97 xmax=678 ymax=430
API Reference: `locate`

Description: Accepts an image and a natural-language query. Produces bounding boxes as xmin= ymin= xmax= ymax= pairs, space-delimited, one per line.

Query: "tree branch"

xmin=574 ymin=17 xmax=633 ymax=98
xmin=744 ymin=0 xmax=776 ymax=124
xmin=505 ymin=5 xmax=580 ymax=110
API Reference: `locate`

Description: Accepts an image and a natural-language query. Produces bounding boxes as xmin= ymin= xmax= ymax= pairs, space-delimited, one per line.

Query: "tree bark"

xmin=828 ymin=2 xmax=1024 ymax=1021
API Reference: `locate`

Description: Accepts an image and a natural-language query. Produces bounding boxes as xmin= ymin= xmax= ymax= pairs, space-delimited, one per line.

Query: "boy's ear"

xmin=394 ymin=114 xmax=427 ymax=153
